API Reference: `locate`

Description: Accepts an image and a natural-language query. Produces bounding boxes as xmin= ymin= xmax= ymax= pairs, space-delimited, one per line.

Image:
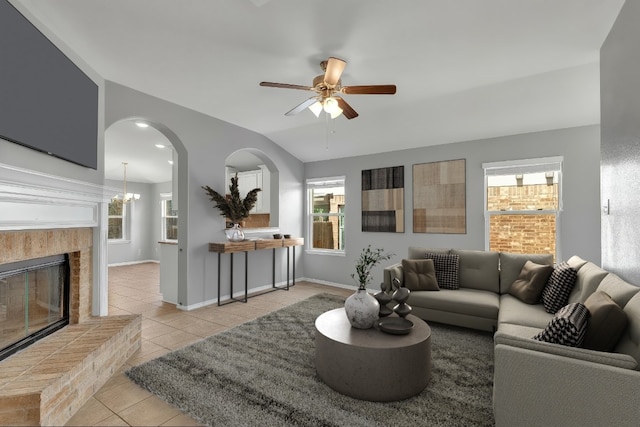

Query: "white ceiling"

xmin=15 ymin=0 xmax=625 ymax=183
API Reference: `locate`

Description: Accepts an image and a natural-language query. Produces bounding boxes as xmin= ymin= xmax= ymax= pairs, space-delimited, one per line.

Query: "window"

xmin=108 ymin=199 xmax=126 ymax=240
xmin=307 ymin=177 xmax=345 ymax=253
xmin=483 ymin=157 xmax=562 ymax=260
xmin=161 ymin=196 xmax=178 ymax=241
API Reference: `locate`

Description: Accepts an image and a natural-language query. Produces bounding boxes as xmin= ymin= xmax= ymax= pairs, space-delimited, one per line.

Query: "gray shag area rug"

xmin=126 ymin=293 xmax=494 ymax=426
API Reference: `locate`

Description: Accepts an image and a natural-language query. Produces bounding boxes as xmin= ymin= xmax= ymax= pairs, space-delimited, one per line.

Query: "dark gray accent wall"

xmin=305 ymin=125 xmax=601 ymax=288
xmin=1 ymin=0 xmax=104 ymax=184
xmin=601 ymin=0 xmax=640 ymax=284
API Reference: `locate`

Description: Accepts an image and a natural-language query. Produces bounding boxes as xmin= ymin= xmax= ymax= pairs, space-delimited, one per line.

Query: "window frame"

xmin=160 ymin=193 xmax=178 ymax=242
xmin=482 ymin=156 xmax=563 ymax=260
xmin=306 ymin=176 xmax=346 ymax=256
xmin=107 ymin=199 xmax=128 ymax=242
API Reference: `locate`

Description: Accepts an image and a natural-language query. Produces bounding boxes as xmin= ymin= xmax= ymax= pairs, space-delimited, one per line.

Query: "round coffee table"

xmin=314 ymin=307 xmax=431 ymax=402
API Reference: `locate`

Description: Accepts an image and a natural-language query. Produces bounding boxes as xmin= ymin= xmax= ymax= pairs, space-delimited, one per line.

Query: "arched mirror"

xmin=225 ymin=149 xmax=279 ymax=230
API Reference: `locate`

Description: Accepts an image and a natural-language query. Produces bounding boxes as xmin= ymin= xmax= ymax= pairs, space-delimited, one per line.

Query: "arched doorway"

xmin=103 ymin=118 xmax=187 ymax=308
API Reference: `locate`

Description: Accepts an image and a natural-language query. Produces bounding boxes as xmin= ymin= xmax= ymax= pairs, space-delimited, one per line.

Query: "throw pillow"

xmin=582 ymin=291 xmax=629 ymax=352
xmin=508 ymin=260 xmax=554 ymax=304
xmin=425 ymin=252 xmax=460 ymax=290
xmin=402 ymin=259 xmax=439 ymax=291
xmin=541 ymin=262 xmax=578 ymax=314
xmin=533 ymin=302 xmax=590 ymax=347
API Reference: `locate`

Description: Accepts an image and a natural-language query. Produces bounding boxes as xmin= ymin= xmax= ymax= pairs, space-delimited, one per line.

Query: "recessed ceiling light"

xmin=168 ymin=160 xmax=174 ymax=165
xmin=155 ymin=143 xmax=166 ymax=149
xmin=135 ymin=121 xmax=149 ymax=128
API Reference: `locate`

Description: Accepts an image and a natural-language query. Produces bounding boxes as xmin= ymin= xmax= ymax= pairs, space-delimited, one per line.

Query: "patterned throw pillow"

xmin=541 ymin=262 xmax=578 ymax=313
xmin=533 ymin=302 xmax=590 ymax=347
xmin=425 ymin=252 xmax=460 ymax=290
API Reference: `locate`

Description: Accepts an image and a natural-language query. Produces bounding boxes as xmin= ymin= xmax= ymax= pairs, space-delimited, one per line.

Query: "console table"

xmin=208 ymin=237 xmax=304 ymax=306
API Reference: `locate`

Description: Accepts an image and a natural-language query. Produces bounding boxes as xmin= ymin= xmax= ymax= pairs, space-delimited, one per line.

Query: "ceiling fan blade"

xmin=341 ymin=85 xmax=397 ymax=95
xmin=285 ymin=97 xmax=318 ymax=116
xmin=324 ymin=57 xmax=346 ymax=87
xmin=334 ymin=96 xmax=359 ymax=120
xmin=260 ymin=82 xmax=314 ymax=91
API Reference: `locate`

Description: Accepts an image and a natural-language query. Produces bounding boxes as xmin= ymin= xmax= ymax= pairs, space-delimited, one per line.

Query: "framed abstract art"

xmin=413 ymin=159 xmax=466 ymax=234
xmin=361 ymin=166 xmax=404 ymax=232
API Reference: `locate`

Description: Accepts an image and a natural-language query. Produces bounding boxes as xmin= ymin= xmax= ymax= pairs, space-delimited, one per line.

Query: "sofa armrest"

xmin=494 ymin=331 xmax=638 ymax=370
xmin=382 ymin=262 xmax=403 ymax=293
xmin=494 ymin=342 xmax=640 ymax=427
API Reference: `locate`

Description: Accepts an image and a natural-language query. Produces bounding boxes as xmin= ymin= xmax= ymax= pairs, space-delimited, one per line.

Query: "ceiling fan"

xmin=260 ymin=57 xmax=396 ymax=120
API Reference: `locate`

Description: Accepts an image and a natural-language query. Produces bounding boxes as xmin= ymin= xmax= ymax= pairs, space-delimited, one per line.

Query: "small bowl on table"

xmin=273 ymin=233 xmax=282 ymax=239
xmin=283 ymin=234 xmax=291 ymax=239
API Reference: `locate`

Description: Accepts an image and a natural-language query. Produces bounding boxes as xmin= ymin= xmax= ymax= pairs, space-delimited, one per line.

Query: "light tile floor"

xmin=66 ymin=262 xmax=351 ymax=426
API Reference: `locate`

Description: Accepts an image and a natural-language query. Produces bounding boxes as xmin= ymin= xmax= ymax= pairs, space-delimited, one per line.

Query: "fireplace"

xmin=0 ymin=254 xmax=70 ymax=361
xmin=0 ymin=164 xmax=141 ymax=426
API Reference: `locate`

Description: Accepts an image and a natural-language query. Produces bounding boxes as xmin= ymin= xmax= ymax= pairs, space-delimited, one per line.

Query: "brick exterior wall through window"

xmin=487 ymin=183 xmax=557 ymax=259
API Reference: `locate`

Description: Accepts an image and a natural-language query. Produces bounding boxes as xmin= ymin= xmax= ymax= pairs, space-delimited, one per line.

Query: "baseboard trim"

xmin=108 ymin=259 xmax=159 ymax=267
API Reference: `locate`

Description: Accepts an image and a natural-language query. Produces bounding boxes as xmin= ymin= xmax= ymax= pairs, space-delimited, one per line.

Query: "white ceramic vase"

xmin=344 ymin=287 xmax=380 ymax=329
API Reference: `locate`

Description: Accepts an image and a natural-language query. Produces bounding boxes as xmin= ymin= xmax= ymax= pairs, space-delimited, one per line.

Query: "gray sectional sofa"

xmin=382 ymin=246 xmax=640 ymax=427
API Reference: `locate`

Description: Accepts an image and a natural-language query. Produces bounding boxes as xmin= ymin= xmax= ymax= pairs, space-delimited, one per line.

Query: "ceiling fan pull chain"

xmin=325 ymin=112 xmax=330 ymax=151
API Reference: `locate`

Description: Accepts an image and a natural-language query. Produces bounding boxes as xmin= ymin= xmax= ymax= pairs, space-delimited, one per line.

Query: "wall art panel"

xmin=361 ymin=166 xmax=404 ymax=232
xmin=413 ymin=159 xmax=466 ymax=234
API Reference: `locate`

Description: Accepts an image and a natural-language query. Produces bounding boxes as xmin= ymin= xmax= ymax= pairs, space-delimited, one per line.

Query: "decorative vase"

xmin=374 ymin=282 xmax=393 ymax=317
xmin=392 ymin=287 xmax=412 ymax=318
xmin=344 ymin=286 xmax=380 ymax=329
xmin=225 ymin=223 xmax=245 ymax=242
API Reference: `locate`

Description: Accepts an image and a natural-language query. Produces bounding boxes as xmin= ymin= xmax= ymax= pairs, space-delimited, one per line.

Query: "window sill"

xmin=305 ymin=249 xmax=345 ymax=257
xmin=108 ymin=239 xmax=131 ymax=245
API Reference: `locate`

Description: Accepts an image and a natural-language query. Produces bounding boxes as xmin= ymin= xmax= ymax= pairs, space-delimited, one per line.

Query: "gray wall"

xmin=105 ymin=81 xmax=305 ymax=307
xmin=304 ymin=125 xmax=602 ymax=288
xmin=601 ymin=0 xmax=640 ymax=284
xmin=106 ymin=179 xmax=160 ymax=265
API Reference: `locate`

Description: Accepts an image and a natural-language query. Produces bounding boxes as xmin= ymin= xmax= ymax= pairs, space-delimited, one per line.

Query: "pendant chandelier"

xmin=112 ymin=162 xmax=140 ymax=203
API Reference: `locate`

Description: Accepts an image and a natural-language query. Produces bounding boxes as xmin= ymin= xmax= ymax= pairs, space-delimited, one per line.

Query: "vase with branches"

xmin=202 ymin=173 xmax=261 ymax=241
xmin=351 ymin=245 xmax=394 ymax=290
xmin=345 ymin=245 xmax=394 ymax=329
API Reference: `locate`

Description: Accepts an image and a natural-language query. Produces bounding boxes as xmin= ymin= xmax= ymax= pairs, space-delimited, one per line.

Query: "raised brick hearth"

xmin=0 ymin=228 xmax=141 ymax=426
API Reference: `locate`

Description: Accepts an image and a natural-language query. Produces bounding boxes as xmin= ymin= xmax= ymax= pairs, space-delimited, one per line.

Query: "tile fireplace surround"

xmin=0 ymin=165 xmax=141 ymax=426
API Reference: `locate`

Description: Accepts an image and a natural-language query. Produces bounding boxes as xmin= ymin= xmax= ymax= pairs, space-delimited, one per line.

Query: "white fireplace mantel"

xmin=0 ymin=162 xmax=114 ymax=316
xmin=0 ymin=162 xmax=115 ymax=231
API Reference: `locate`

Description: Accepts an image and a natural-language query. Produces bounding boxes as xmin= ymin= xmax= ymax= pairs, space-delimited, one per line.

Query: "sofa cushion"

xmin=508 ymin=260 xmax=554 ymax=304
xmin=425 ymin=252 xmax=460 ymax=290
xmin=533 ymin=302 xmax=589 ymax=347
xmin=498 ymin=294 xmax=554 ymax=329
xmin=582 ymin=291 xmax=628 ymax=352
xmin=498 ymin=252 xmax=554 ymax=294
xmin=408 ymin=288 xmax=499 ymax=320
xmin=614 ymin=292 xmax=640 ymax=366
xmin=542 ymin=262 xmax=578 ymax=313
xmin=596 ymin=273 xmax=640 ymax=308
xmin=451 ymin=249 xmax=499 ymax=292
xmin=402 ymin=259 xmax=439 ymax=291
xmin=408 ymin=246 xmax=450 ymax=259
xmin=497 ymin=322 xmax=544 ymax=339
xmin=567 ymin=261 xmax=609 ymax=304
xmin=566 ymin=255 xmax=589 ymax=271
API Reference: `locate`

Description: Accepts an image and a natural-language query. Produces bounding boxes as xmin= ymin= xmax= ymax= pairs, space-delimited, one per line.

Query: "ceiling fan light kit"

xmin=260 ymin=57 xmax=396 ymax=120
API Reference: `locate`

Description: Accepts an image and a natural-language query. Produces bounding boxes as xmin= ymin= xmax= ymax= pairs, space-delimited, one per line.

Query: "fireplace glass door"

xmin=0 ymin=254 xmax=69 ymax=360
